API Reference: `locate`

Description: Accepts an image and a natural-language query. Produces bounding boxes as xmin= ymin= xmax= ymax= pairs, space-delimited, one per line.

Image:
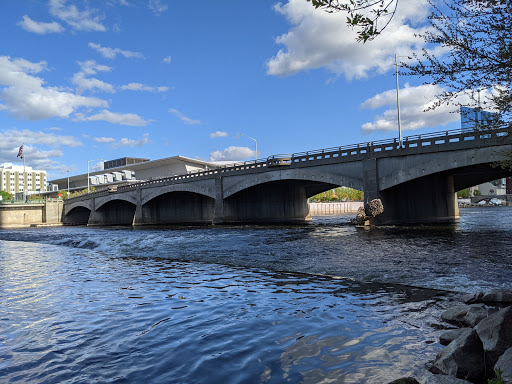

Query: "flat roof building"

xmin=104 ymin=157 xmax=150 ymax=170
xmin=48 ymin=155 xmax=219 ymax=193
xmin=0 ymin=165 xmax=47 ymax=195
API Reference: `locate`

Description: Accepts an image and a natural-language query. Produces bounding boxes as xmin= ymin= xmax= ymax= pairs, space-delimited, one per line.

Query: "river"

xmin=1 ymin=207 xmax=511 ymax=383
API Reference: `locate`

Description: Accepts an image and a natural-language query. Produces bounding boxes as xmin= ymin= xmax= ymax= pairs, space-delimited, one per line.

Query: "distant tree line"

xmin=457 ymin=188 xmax=481 ymax=198
xmin=310 ymin=187 xmax=364 ymax=202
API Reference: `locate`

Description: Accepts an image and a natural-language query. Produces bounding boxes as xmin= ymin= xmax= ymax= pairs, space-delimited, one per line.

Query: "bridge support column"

xmin=87 ymin=197 xmax=105 ymax=226
xmin=132 ymin=187 xmax=143 ymax=225
xmin=363 ymin=158 xmax=380 ymax=202
xmin=213 ymin=177 xmax=224 ymax=224
xmin=374 ymin=173 xmax=459 ymax=225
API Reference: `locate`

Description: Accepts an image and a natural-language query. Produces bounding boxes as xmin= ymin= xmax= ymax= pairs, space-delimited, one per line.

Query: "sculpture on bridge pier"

xmin=353 ymin=199 xmax=384 ymax=226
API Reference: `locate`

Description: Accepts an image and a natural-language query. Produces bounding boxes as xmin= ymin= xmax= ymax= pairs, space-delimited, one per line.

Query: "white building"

xmin=0 ymin=165 xmax=47 ymax=195
xmin=48 ymin=155 xmax=221 ymax=193
xmin=477 ymin=178 xmax=507 ymax=195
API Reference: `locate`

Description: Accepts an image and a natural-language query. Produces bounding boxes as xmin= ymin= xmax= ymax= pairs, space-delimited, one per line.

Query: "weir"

xmin=63 ymin=127 xmax=512 ymax=226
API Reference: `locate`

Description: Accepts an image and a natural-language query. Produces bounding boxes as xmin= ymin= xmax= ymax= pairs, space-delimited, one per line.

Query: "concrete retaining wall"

xmin=309 ymin=202 xmax=363 ymax=215
xmin=0 ymin=199 xmax=63 ymax=228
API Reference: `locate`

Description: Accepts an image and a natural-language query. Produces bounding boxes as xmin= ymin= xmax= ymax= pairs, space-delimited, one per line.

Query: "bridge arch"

xmin=142 ymin=183 xmax=215 ymax=206
xmin=95 ymin=193 xmax=138 ymax=211
xmin=64 ymin=200 xmax=92 ymax=216
xmin=136 ymin=189 xmax=215 ymax=225
xmin=63 ymin=202 xmax=91 ymax=225
xmin=378 ymin=145 xmax=512 ymax=191
xmin=222 ymin=167 xmax=364 ymax=199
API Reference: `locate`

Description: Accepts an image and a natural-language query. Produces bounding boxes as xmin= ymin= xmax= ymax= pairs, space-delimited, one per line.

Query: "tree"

xmin=306 ymin=0 xmax=399 ymax=42
xmin=308 ymin=0 xmax=511 ymax=125
xmin=0 ymin=191 xmax=11 ymax=201
xmin=405 ymin=0 xmax=512 ymax=130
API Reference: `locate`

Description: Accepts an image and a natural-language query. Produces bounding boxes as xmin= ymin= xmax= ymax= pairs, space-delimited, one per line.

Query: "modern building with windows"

xmin=0 ymin=165 xmax=47 ymax=195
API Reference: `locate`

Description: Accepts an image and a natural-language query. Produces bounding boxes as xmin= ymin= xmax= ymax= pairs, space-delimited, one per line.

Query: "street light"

xmin=241 ymin=133 xmax=257 ymax=162
xmin=395 ymin=54 xmax=412 ymax=149
xmin=87 ymin=159 xmax=102 ymax=193
xmin=67 ymin=169 xmax=70 ymax=194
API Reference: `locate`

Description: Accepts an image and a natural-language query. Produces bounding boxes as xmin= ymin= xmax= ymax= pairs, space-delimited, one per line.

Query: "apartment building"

xmin=0 ymin=165 xmax=47 ymax=195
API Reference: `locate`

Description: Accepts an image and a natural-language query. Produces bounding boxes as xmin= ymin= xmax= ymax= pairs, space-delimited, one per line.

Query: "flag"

xmin=17 ymin=145 xmax=24 ymax=159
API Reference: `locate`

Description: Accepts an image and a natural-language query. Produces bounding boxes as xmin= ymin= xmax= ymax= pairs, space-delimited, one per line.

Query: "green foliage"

xmin=310 ymin=187 xmax=363 ymax=202
xmin=59 ymin=188 xmax=94 ymax=199
xmin=306 ymin=0 xmax=397 ymax=42
xmin=405 ymin=0 xmax=511 ymax=129
xmin=457 ymin=188 xmax=470 ymax=198
xmin=58 ymin=190 xmax=69 ymax=199
xmin=26 ymin=194 xmax=43 ymax=200
xmin=0 ymin=190 xmax=11 ymax=201
xmin=488 ymin=369 xmax=504 ymax=384
xmin=474 ymin=189 xmax=482 ymax=196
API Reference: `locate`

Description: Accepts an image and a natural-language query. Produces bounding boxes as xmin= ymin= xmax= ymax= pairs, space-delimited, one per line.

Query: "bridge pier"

xmin=218 ymin=180 xmax=312 ymax=224
xmin=372 ymin=173 xmax=459 ymax=225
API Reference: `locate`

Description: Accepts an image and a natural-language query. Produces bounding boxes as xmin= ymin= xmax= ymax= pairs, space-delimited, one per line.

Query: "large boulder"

xmin=463 ymin=304 xmax=494 ymax=327
xmin=462 ymin=292 xmax=484 ymax=305
xmin=475 ymin=306 xmax=512 ymax=365
xmin=355 ymin=206 xmax=367 ymax=225
xmin=441 ymin=305 xmax=471 ymax=327
xmin=482 ymin=290 xmax=512 ymax=306
xmin=365 ymin=198 xmax=384 ymax=217
xmin=439 ymin=328 xmax=471 ymax=346
xmin=430 ymin=329 xmax=487 ymax=382
xmin=441 ymin=304 xmax=492 ymax=327
xmin=495 ymin=347 xmax=512 ymax=383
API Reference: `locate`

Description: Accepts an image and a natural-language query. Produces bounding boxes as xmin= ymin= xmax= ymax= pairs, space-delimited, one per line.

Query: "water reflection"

xmin=1 ymin=208 xmax=511 ymax=383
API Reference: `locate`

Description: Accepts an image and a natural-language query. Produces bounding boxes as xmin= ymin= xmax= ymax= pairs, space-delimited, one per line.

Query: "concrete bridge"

xmin=63 ymin=127 xmax=512 ymax=226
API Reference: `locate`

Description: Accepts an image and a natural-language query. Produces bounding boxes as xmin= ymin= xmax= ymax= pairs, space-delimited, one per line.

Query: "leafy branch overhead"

xmin=404 ymin=0 xmax=512 ymax=129
xmin=306 ymin=0 xmax=399 ymax=42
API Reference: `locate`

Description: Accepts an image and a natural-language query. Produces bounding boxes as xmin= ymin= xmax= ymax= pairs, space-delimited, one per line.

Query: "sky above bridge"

xmin=0 ymin=0 xmax=468 ymax=179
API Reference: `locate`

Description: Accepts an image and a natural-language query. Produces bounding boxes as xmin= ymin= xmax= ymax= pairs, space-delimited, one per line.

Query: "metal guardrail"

xmin=65 ymin=126 xmax=511 ymax=203
xmin=0 ymin=199 xmax=46 ymax=205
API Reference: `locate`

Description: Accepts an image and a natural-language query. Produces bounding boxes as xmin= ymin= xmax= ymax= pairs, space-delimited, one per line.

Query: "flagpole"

xmin=23 ymin=143 xmax=26 ymax=201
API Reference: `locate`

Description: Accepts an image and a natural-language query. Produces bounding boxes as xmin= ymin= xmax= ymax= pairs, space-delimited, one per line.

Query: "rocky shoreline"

xmin=390 ymin=290 xmax=512 ymax=384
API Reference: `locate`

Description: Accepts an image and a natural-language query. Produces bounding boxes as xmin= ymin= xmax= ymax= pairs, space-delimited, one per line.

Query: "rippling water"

xmin=1 ymin=207 xmax=511 ymax=383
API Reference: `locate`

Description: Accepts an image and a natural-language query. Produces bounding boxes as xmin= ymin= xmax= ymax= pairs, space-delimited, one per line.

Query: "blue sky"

xmin=0 ymin=0 xmax=467 ymax=179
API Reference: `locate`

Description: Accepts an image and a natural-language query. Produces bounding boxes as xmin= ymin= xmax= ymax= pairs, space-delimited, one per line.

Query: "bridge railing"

xmin=65 ymin=126 xmax=511 ymax=203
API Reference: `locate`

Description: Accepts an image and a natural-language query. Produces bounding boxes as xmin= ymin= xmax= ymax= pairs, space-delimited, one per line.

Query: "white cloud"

xmin=90 ymin=161 xmax=104 ymax=172
xmin=267 ymin=0 xmax=431 ymax=80
xmin=94 ymin=136 xmax=116 ymax=143
xmin=148 ymin=0 xmax=168 ymax=16
xmin=112 ymin=133 xmax=151 ymax=148
xmin=49 ymin=0 xmax=106 ymax=32
xmin=360 ymin=84 xmax=469 ymax=133
xmin=72 ymin=72 xmax=115 ymax=94
xmin=71 ymin=60 xmax=114 ymax=94
xmin=89 ymin=42 xmax=145 ymax=60
xmin=210 ymin=131 xmax=228 ymax=138
xmin=0 ymin=56 xmax=108 ymax=120
xmin=120 ymin=83 xmax=169 ymax=92
xmin=209 ymin=146 xmax=256 ymax=161
xmin=162 ymin=56 xmax=172 ymax=64
xmin=17 ymin=15 xmax=64 ymax=34
xmin=0 ymin=129 xmax=82 ymax=171
xmin=169 ymin=108 xmax=201 ymax=125
xmin=47 ymin=127 xmax=62 ymax=131
xmin=78 ymin=60 xmax=112 ymax=76
xmin=78 ymin=109 xmax=149 ymax=126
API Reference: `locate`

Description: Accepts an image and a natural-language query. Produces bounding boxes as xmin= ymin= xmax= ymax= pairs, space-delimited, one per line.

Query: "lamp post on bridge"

xmin=241 ymin=133 xmax=258 ymax=162
xmin=87 ymin=159 xmax=103 ymax=194
xmin=395 ymin=54 xmax=412 ymax=149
